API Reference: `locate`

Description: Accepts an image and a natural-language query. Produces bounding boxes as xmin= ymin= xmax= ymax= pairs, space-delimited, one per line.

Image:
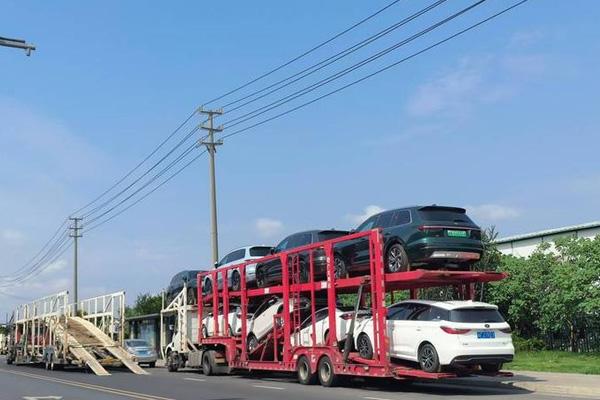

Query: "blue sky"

xmin=1 ymin=0 xmax=599 ymax=314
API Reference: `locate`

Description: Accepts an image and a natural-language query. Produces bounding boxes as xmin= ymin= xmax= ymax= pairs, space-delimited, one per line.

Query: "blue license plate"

xmin=477 ymin=331 xmax=495 ymax=339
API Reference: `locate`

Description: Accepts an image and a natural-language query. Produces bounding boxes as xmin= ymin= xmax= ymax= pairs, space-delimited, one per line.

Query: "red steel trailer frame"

xmin=197 ymin=229 xmax=508 ymax=382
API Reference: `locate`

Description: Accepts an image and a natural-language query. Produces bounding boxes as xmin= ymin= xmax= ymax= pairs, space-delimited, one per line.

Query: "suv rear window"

xmin=450 ymin=308 xmax=505 ymax=323
xmin=250 ymin=246 xmax=271 ymax=257
xmin=317 ymin=231 xmax=348 ymax=242
xmin=419 ymin=207 xmax=473 ymax=223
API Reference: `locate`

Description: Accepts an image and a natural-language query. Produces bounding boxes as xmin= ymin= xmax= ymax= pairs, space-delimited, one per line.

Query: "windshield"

xmin=125 ymin=340 xmax=149 ymax=347
xmin=450 ymin=308 xmax=505 ymax=323
xmin=250 ymin=246 xmax=271 ymax=257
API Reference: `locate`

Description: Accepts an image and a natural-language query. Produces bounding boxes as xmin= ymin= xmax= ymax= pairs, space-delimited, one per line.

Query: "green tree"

xmin=125 ymin=293 xmax=162 ymax=317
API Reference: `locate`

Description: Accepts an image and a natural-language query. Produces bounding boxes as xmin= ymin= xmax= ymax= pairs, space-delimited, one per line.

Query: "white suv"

xmin=203 ymin=246 xmax=272 ymax=294
xmin=354 ymin=300 xmax=514 ymax=373
xmin=201 ymin=304 xmax=250 ymax=337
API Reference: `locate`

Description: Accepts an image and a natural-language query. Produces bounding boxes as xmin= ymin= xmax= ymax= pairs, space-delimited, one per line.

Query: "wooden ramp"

xmin=54 ymin=317 xmax=148 ymax=376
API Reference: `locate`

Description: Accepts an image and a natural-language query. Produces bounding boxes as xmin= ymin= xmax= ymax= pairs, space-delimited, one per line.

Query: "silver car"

xmin=124 ymin=339 xmax=157 ymax=367
xmin=203 ymin=245 xmax=272 ymax=294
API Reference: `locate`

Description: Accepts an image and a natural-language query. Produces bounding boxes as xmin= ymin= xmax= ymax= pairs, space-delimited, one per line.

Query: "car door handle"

xmin=416 ymin=328 xmax=421 ymax=332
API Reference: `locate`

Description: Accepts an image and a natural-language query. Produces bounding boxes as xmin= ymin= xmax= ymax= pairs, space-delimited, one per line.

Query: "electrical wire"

xmin=202 ymin=0 xmax=404 ymax=107
xmin=85 ymin=150 xmax=208 ymax=233
xmin=220 ymin=0 xmax=530 ymax=141
xmin=72 ymin=109 xmax=199 ymax=216
xmin=221 ymin=0 xmax=486 ymax=129
xmin=221 ymin=0 xmax=448 ymax=112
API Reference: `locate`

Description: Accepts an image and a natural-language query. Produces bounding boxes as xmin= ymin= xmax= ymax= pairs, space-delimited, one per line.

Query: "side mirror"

xmin=214 ymin=262 xmax=220 ymax=268
xmin=270 ymin=248 xmax=276 ymax=254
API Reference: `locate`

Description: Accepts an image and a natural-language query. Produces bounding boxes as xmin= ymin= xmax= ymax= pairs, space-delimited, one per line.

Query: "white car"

xmin=354 ymin=300 xmax=514 ymax=373
xmin=247 ymin=296 xmax=321 ymax=352
xmin=201 ymin=304 xmax=250 ymax=337
xmin=295 ymin=307 xmax=370 ymax=347
xmin=203 ymin=246 xmax=272 ymax=293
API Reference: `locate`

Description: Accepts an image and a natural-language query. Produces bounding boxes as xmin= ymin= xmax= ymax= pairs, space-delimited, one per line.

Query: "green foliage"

xmin=125 ymin=293 xmax=162 ymax=318
xmin=511 ymin=351 xmax=600 ymax=374
xmin=513 ymin=335 xmax=546 ymax=352
xmin=0 ymin=325 xmax=7 ymax=334
xmin=487 ymin=236 xmax=600 ymax=351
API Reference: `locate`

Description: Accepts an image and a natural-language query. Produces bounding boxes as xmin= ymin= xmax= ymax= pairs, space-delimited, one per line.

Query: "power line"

xmin=72 ymin=109 xmax=199 ymax=216
xmin=221 ymin=0 xmax=486 ymax=129
xmin=81 ymin=125 xmax=204 ymax=219
xmin=85 ymin=150 xmax=208 ymax=233
xmin=202 ymin=0 xmax=404 ymax=106
xmin=0 ymin=218 xmax=67 ymax=278
xmin=220 ymin=0 xmax=530 ymax=141
xmin=221 ymin=0 xmax=448 ymax=112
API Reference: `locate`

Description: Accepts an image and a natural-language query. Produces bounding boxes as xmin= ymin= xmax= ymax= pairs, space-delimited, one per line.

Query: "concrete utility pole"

xmin=0 ymin=36 xmax=36 ymax=56
xmin=69 ymin=217 xmax=83 ymax=313
xmin=199 ymin=107 xmax=223 ymax=266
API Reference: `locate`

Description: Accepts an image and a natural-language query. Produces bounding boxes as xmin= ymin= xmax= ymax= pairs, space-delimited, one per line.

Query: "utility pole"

xmin=199 ymin=107 xmax=223 ymax=266
xmin=69 ymin=217 xmax=83 ymax=314
xmin=0 ymin=36 xmax=35 ymax=56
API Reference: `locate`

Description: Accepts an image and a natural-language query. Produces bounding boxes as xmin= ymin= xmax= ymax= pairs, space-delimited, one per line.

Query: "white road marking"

xmin=253 ymin=384 xmax=285 ymax=390
xmin=23 ymin=397 xmax=63 ymax=400
xmin=184 ymin=378 xmax=206 ymax=382
xmin=364 ymin=397 xmax=393 ymax=400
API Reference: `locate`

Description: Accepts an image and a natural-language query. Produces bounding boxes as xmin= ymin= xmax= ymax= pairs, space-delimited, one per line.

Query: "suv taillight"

xmin=441 ymin=326 xmax=470 ymax=334
xmin=340 ymin=313 xmax=354 ymax=320
xmin=500 ymin=327 xmax=512 ymax=334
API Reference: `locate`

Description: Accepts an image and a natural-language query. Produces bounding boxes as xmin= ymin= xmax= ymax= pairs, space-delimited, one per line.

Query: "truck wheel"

xmin=318 ymin=356 xmax=340 ymax=387
xmin=202 ymin=350 xmax=216 ymax=376
xmin=297 ymin=356 xmax=317 ymax=385
xmin=167 ymin=352 xmax=179 ymax=372
xmin=6 ymin=357 xmax=13 ymax=365
xmin=386 ymin=243 xmax=409 ymax=273
xmin=481 ymin=362 xmax=502 ymax=373
xmin=418 ymin=343 xmax=441 ymax=373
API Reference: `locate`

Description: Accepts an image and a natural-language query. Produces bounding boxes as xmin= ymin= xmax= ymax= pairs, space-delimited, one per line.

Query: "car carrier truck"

xmin=162 ymin=228 xmax=511 ymax=385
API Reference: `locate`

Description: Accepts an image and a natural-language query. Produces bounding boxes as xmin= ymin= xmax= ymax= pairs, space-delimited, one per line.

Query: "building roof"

xmin=494 ymin=221 xmax=600 ymax=244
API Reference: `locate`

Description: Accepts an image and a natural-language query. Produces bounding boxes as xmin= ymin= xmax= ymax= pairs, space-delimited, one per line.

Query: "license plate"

xmin=447 ymin=229 xmax=468 ymax=238
xmin=477 ymin=331 xmax=495 ymax=339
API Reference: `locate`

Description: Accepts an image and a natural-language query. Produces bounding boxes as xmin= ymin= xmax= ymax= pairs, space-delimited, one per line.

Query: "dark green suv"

xmin=334 ymin=205 xmax=483 ymax=276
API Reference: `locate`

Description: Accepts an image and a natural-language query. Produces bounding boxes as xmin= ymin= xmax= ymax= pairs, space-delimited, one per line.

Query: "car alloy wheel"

xmin=231 ymin=270 xmax=241 ymax=291
xmin=357 ymin=333 xmax=373 ymax=359
xmin=418 ymin=343 xmax=440 ymax=373
xmin=255 ymin=268 xmax=265 ymax=288
xmin=247 ymin=334 xmax=259 ymax=353
xmin=334 ymin=256 xmax=348 ymax=279
xmin=386 ymin=243 xmax=409 ymax=273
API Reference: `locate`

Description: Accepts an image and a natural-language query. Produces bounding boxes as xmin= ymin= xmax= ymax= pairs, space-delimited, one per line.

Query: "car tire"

xmin=247 ymin=333 xmax=259 ymax=353
xmin=481 ymin=362 xmax=502 ymax=373
xmin=299 ymin=260 xmax=310 ymax=283
xmin=148 ymin=362 xmax=156 ymax=368
xmin=231 ymin=270 xmax=242 ymax=291
xmin=202 ymin=350 xmax=216 ymax=376
xmin=166 ymin=351 xmax=179 ymax=372
xmin=385 ymin=243 xmax=409 ymax=273
xmin=202 ymin=325 xmax=209 ymax=338
xmin=318 ymin=356 xmax=340 ymax=387
xmin=334 ymin=255 xmax=349 ymax=279
xmin=418 ymin=343 xmax=441 ymax=373
xmin=204 ymin=278 xmax=213 ymax=295
xmin=356 ymin=333 xmax=373 ymax=359
xmin=297 ymin=356 xmax=318 ymax=385
xmin=255 ymin=267 xmax=266 ymax=288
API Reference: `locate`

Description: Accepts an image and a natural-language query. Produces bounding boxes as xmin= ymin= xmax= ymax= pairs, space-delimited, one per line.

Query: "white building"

xmin=495 ymin=221 xmax=600 ymax=258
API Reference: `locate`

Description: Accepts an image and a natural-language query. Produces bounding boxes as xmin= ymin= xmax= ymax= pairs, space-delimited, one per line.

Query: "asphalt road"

xmin=0 ymin=356 xmax=576 ymax=400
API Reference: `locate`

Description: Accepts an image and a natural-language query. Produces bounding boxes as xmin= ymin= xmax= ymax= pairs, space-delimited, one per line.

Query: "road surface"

xmin=0 ymin=356 xmax=581 ymax=400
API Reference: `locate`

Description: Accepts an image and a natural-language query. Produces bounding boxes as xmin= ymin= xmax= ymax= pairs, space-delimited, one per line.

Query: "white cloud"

xmin=42 ymin=258 xmax=68 ymax=274
xmin=509 ymin=30 xmax=544 ymax=48
xmin=255 ymin=218 xmax=284 ymax=238
xmin=1 ymin=229 xmax=25 ymax=245
xmin=346 ymin=205 xmax=385 ymax=225
xmin=467 ymin=204 xmax=520 ymax=222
